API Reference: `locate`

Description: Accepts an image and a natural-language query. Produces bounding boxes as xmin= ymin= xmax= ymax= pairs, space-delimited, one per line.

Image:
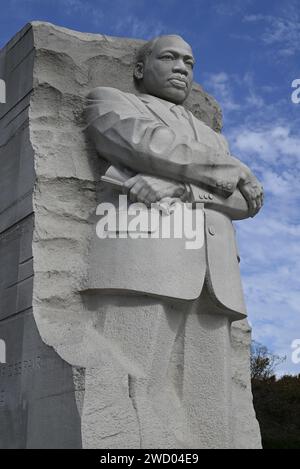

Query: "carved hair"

xmin=135 ymin=35 xmax=185 ymax=66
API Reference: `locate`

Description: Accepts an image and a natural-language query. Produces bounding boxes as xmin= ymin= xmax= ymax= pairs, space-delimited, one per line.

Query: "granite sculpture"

xmin=0 ymin=23 xmax=262 ymax=448
xmin=83 ymin=34 xmax=263 ymax=448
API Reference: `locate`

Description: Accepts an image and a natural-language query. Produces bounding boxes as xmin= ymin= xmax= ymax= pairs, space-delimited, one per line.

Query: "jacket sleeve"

xmin=189 ymin=183 xmax=249 ymax=220
xmin=85 ymin=87 xmax=242 ymax=197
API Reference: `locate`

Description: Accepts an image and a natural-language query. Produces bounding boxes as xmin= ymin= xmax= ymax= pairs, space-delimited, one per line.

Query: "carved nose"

xmin=173 ymin=60 xmax=188 ymax=75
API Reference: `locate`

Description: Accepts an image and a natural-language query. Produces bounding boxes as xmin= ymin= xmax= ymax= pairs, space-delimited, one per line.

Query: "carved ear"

xmin=134 ymin=62 xmax=144 ymax=81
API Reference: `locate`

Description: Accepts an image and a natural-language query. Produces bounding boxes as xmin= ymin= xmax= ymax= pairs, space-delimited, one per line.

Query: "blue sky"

xmin=1 ymin=0 xmax=300 ymax=375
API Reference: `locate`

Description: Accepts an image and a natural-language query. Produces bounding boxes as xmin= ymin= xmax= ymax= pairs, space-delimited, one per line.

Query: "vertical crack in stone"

xmin=128 ymin=374 xmax=142 ymax=448
xmin=72 ymin=366 xmax=86 ymax=418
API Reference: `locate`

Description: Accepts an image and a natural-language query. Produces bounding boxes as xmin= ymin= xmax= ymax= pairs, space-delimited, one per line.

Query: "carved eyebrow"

xmin=158 ymin=49 xmax=195 ymax=63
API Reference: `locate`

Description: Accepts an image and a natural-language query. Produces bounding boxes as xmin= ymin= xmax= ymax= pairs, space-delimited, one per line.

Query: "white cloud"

xmin=214 ymin=0 xmax=254 ymax=16
xmin=232 ymin=125 xmax=300 ymax=166
xmin=60 ymin=0 xmax=104 ymax=26
xmin=243 ymin=72 xmax=265 ymax=108
xmin=244 ymin=3 xmax=300 ymax=57
xmin=238 ymin=228 xmax=300 ymax=376
xmin=230 ymin=33 xmax=255 ymax=42
xmin=203 ymin=71 xmax=266 ymax=120
xmin=225 ymin=107 xmax=300 ymax=375
xmin=114 ymin=15 xmax=165 ymax=39
xmin=204 ymin=72 xmax=241 ymax=113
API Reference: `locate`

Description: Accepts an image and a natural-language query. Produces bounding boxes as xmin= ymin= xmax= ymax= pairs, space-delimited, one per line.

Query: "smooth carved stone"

xmin=0 ymin=22 xmax=261 ymax=448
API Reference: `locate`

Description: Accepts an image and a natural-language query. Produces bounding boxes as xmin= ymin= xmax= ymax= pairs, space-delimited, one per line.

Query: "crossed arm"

xmin=86 ymin=87 xmax=263 ymax=218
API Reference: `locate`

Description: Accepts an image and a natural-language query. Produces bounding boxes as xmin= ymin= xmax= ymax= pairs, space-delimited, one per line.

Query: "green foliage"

xmin=251 ymin=342 xmax=300 ymax=449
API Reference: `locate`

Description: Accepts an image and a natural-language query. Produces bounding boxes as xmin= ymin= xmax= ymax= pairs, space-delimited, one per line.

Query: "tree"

xmin=250 ymin=342 xmax=300 ymax=448
xmin=250 ymin=341 xmax=286 ymax=381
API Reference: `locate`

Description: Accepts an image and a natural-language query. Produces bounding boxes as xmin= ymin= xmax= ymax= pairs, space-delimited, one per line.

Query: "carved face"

xmin=136 ymin=36 xmax=195 ymax=104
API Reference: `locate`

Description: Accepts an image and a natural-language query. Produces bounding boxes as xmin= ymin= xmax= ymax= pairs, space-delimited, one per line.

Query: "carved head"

xmin=134 ymin=35 xmax=195 ymax=105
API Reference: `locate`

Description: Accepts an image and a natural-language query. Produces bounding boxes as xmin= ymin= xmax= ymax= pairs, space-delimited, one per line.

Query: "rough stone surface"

xmin=231 ymin=320 xmax=262 ymax=448
xmin=0 ymin=22 xmax=261 ymax=448
xmin=0 ymin=24 xmax=82 ymax=448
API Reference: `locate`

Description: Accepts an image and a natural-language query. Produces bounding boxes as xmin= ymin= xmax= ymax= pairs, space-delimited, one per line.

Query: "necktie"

xmin=170 ymin=105 xmax=189 ymax=120
xmin=170 ymin=104 xmax=197 ymax=139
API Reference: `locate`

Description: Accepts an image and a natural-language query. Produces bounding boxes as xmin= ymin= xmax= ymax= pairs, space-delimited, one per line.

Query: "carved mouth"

xmin=168 ymin=77 xmax=187 ymax=89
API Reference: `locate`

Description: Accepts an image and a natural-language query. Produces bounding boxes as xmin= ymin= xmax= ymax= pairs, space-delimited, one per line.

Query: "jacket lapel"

xmin=186 ymin=111 xmax=201 ymax=142
xmin=139 ymin=94 xmax=203 ymax=143
xmin=138 ymin=94 xmax=178 ymax=128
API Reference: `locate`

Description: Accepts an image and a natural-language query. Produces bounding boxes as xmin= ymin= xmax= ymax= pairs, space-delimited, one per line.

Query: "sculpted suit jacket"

xmin=85 ymin=87 xmax=250 ymax=319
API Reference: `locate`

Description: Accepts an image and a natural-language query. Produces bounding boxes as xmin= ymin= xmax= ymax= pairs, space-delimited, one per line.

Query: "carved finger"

xmin=256 ymin=194 xmax=263 ymax=211
xmin=250 ymin=198 xmax=258 ymax=217
xmin=129 ymin=186 xmax=139 ymax=202
xmin=145 ymin=192 xmax=158 ymax=204
xmin=136 ymin=186 xmax=151 ymax=204
xmin=124 ymin=175 xmax=141 ymax=191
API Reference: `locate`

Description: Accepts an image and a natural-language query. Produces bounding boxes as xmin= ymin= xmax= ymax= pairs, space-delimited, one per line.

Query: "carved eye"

xmin=185 ymin=60 xmax=194 ymax=69
xmin=160 ymin=54 xmax=174 ymax=60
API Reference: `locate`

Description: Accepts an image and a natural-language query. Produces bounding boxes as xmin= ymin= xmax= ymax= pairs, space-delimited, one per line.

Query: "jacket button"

xmin=198 ymin=194 xmax=203 ymax=200
xmin=208 ymin=226 xmax=216 ymax=236
xmin=208 ymin=194 xmax=213 ymax=200
xmin=204 ymin=194 xmax=208 ymax=199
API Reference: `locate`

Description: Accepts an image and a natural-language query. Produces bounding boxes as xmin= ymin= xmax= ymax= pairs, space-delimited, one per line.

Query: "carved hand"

xmin=123 ymin=174 xmax=187 ymax=206
xmin=238 ymin=171 xmax=264 ymax=217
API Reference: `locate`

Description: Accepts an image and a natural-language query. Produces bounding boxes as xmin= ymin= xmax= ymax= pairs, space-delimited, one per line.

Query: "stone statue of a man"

xmin=84 ymin=35 xmax=263 ymax=448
